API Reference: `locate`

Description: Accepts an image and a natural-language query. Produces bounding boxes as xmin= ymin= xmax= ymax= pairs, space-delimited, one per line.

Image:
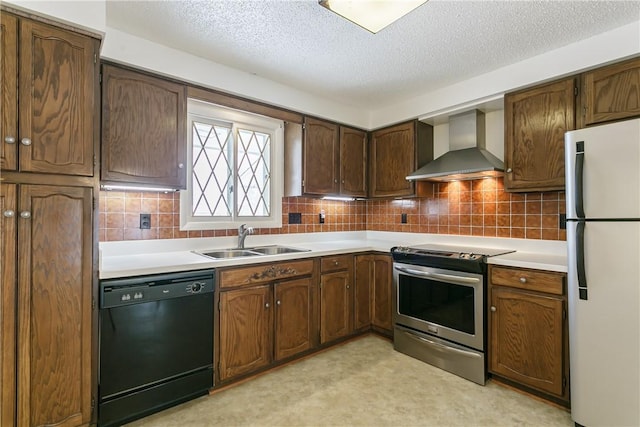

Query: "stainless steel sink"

xmin=247 ymin=245 xmax=310 ymax=255
xmin=199 ymin=249 xmax=263 ymax=259
xmin=196 ymin=245 xmax=309 ymax=259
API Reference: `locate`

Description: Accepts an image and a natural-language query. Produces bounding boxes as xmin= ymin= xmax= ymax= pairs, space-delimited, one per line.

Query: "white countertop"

xmin=99 ymin=231 xmax=568 ymax=279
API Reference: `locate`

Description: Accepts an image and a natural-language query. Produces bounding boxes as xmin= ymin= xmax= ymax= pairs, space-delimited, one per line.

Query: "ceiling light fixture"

xmin=319 ymin=0 xmax=428 ymax=33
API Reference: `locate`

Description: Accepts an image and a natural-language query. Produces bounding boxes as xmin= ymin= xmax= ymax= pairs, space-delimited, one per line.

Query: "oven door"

xmin=393 ymin=262 xmax=484 ymax=351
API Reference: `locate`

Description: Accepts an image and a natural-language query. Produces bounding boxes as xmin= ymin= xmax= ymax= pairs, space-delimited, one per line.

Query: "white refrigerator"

xmin=565 ymin=118 xmax=640 ymax=426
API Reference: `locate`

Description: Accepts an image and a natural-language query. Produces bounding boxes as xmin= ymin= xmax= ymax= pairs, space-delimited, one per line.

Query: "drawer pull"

xmin=519 ymin=277 xmax=527 ymax=283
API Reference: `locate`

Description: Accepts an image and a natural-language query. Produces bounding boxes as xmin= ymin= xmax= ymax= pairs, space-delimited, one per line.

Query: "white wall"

xmin=4 ymin=0 xmax=106 ymax=35
xmin=101 ymin=28 xmax=370 ymax=129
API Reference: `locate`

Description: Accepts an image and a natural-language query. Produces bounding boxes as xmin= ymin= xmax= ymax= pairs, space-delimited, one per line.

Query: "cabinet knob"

xmin=506 ymin=168 xmax=512 ymax=173
xmin=276 ymin=300 xmax=281 ymax=306
xmin=265 ymin=302 xmax=270 ymax=308
xmin=341 ymin=180 xmax=345 ymax=184
xmin=490 ymin=306 xmax=496 ymax=312
xmin=178 ymin=163 xmax=184 ymax=169
xmin=3 ymin=210 xmax=15 ymax=218
xmin=333 ymin=260 xmax=339 ymax=266
xmin=519 ymin=277 xmax=527 ymax=284
xmin=20 ymin=211 xmax=31 ymax=219
xmin=20 ymin=137 xmax=32 ymax=146
xmin=4 ymin=136 xmax=15 ymax=144
xmin=346 ymin=284 xmax=350 ymax=289
xmin=334 ymin=179 xmax=338 ymax=183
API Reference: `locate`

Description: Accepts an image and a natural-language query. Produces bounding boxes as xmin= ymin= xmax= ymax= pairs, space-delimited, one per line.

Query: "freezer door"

xmin=567 ymin=220 xmax=640 ymax=426
xmin=565 ymin=118 xmax=640 ymax=219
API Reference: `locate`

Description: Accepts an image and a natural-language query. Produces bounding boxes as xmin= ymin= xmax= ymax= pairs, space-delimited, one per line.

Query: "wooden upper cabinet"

xmin=339 ymin=126 xmax=367 ymax=197
xmin=101 ymin=64 xmax=187 ymax=189
xmin=303 ymin=117 xmax=339 ymax=195
xmin=369 ymin=120 xmax=433 ymax=198
xmin=17 ymin=185 xmax=93 ymax=426
xmin=583 ymin=57 xmax=640 ymax=126
xmin=1 ymin=14 xmax=98 ymax=176
xmin=504 ymin=77 xmax=576 ymax=192
xmin=1 ymin=13 xmax=18 ymax=172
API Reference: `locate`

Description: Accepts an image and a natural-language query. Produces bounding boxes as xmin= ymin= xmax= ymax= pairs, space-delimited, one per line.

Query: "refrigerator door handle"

xmin=575 ymin=141 xmax=585 ymax=218
xmin=576 ymin=221 xmax=588 ymax=300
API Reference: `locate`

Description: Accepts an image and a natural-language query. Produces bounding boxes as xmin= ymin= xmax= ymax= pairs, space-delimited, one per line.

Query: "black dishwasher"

xmin=98 ymin=270 xmax=214 ymax=426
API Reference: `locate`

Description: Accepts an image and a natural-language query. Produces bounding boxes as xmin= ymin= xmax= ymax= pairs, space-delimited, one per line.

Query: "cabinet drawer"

xmin=321 ymin=255 xmax=352 ymax=273
xmin=490 ymin=266 xmax=565 ymax=295
xmin=219 ymin=260 xmax=314 ymax=289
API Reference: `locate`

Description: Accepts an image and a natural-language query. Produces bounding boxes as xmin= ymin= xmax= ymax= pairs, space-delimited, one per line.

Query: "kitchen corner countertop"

xmin=488 ymin=251 xmax=567 ymax=273
xmin=99 ymin=231 xmax=568 ymax=279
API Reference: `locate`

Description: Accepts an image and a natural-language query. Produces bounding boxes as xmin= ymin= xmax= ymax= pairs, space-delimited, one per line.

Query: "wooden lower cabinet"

xmin=1 ymin=183 xmax=93 ymax=426
xmin=218 ymin=262 xmax=315 ymax=382
xmin=489 ymin=265 xmax=568 ymax=401
xmin=320 ymin=270 xmax=352 ymax=343
xmin=354 ymin=254 xmax=392 ymax=334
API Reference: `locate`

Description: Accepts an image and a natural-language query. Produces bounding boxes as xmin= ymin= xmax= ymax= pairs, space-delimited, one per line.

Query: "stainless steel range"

xmin=391 ymin=244 xmax=514 ymax=385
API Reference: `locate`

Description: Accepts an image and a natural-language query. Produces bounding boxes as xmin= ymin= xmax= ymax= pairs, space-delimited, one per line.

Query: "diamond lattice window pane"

xmin=192 ymin=121 xmax=232 ymax=217
xmin=237 ymin=128 xmax=271 ymax=217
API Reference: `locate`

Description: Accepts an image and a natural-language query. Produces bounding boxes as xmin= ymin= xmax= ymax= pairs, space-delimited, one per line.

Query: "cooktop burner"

xmin=391 ymin=244 xmax=515 ymax=272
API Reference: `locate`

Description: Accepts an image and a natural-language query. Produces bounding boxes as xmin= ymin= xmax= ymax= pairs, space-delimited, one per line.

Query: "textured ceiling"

xmin=106 ymin=0 xmax=640 ymax=109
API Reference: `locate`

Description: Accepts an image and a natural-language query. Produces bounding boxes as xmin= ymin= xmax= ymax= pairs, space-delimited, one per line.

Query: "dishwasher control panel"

xmin=100 ymin=270 xmax=215 ymax=309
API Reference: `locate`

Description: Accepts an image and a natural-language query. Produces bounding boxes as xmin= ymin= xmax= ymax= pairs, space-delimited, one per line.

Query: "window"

xmin=181 ymin=99 xmax=283 ymax=230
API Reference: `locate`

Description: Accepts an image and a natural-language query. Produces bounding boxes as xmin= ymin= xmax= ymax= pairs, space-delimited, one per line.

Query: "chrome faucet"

xmin=237 ymin=223 xmax=254 ymax=249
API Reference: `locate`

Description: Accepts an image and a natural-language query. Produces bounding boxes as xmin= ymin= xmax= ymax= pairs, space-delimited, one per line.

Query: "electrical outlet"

xmin=559 ymin=213 xmax=567 ymax=230
xmin=140 ymin=213 xmax=151 ymax=229
xmin=319 ymin=210 xmax=325 ymax=224
xmin=289 ymin=212 xmax=302 ymax=224
xmin=401 ymin=213 xmax=408 ymax=224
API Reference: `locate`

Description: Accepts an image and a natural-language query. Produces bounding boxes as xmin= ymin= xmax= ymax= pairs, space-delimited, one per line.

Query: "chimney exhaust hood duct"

xmin=406 ymin=110 xmax=504 ymax=182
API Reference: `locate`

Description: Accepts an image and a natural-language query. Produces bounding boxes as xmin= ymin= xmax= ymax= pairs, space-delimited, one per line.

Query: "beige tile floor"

xmin=127 ymin=335 xmax=573 ymax=427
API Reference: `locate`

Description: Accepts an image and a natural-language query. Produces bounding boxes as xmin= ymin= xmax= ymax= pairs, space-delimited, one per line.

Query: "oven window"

xmin=398 ymin=275 xmax=475 ymax=335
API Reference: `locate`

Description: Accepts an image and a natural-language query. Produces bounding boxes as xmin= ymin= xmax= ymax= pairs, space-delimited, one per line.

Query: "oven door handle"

xmin=394 ymin=266 xmax=480 ymax=285
xmin=403 ymin=331 xmax=482 ymax=359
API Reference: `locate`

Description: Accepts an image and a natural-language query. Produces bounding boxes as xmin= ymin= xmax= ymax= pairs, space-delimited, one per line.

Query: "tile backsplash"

xmin=99 ymin=177 xmax=565 ymax=242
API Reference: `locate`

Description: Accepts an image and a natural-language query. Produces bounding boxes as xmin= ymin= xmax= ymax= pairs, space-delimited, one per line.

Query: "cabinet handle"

xmin=20 ymin=137 xmax=32 ymax=146
xmin=506 ymin=168 xmax=512 ymax=173
xmin=265 ymin=302 xmax=270 ymax=308
xmin=20 ymin=211 xmax=31 ymax=219
xmin=178 ymin=163 xmax=184 ymax=169
xmin=276 ymin=300 xmax=281 ymax=306
xmin=519 ymin=277 xmax=527 ymax=283
xmin=3 ymin=210 xmax=15 ymax=218
xmin=490 ymin=306 xmax=496 ymax=312
xmin=4 ymin=136 xmax=15 ymax=144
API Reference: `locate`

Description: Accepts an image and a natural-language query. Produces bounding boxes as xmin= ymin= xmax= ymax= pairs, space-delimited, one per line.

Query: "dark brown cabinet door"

xmin=0 ymin=184 xmax=16 ymax=427
xmin=102 ymin=65 xmax=187 ymax=189
xmin=18 ymin=19 xmax=97 ymax=176
xmin=369 ymin=121 xmax=415 ymax=198
xmin=320 ymin=271 xmax=352 ymax=343
xmin=303 ymin=117 xmax=339 ymax=195
xmin=1 ymin=13 xmax=17 ymax=171
xmin=219 ymin=285 xmax=272 ymax=381
xmin=504 ymin=77 xmax=576 ymax=192
xmin=489 ymin=287 xmax=564 ymax=397
xmin=353 ymin=256 xmax=372 ymax=331
xmin=274 ymin=278 xmax=312 ymax=361
xmin=371 ymin=255 xmax=392 ymax=332
xmin=17 ymin=185 xmax=93 ymax=427
xmin=339 ymin=126 xmax=367 ymax=197
xmin=584 ymin=57 xmax=640 ymax=126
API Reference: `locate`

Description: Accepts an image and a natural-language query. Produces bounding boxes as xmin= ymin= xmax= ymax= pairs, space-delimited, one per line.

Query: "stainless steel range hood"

xmin=407 ymin=110 xmax=504 ymax=182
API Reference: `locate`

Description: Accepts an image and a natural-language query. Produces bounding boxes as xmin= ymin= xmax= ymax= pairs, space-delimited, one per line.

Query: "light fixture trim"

xmin=322 ymin=196 xmax=356 ymax=202
xmin=101 ymin=184 xmax=179 ymax=193
xmin=319 ymin=0 xmax=428 ymax=33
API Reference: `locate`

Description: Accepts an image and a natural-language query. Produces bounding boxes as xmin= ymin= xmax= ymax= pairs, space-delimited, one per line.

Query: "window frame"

xmin=180 ymin=99 xmax=283 ymax=231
